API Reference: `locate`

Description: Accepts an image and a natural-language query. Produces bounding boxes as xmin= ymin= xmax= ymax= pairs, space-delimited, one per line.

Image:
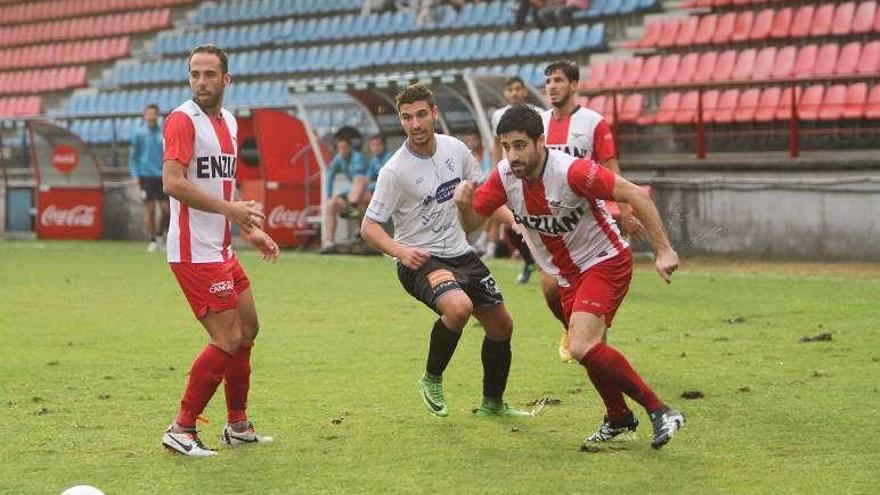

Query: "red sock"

xmin=224 ymin=342 xmax=253 ymax=424
xmin=580 ymin=342 xmax=664 ymax=414
xmin=585 ymin=366 xmax=631 ymax=423
xmin=176 ymin=344 xmax=233 ymax=428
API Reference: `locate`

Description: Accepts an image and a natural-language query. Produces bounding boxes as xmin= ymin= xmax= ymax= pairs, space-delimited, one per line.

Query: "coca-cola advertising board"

xmin=263 ymin=185 xmax=319 ymax=247
xmin=36 ymin=188 xmax=103 ymax=239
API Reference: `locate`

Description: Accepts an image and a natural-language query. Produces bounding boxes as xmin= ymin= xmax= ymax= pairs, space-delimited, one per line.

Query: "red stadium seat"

xmin=732 ymin=11 xmax=754 ymax=42
xmin=637 ymin=20 xmax=662 ymax=48
xmin=712 ymin=89 xmax=740 ymax=123
xmin=770 ymin=7 xmax=793 ymax=39
xmin=731 ymin=48 xmax=757 ymax=81
xmin=674 ymin=52 xmax=699 ymax=84
xmin=587 ymin=94 xmax=607 ymax=114
xmin=712 ymin=50 xmax=737 ymax=82
xmin=789 ymin=5 xmax=815 ymax=39
xmin=752 ymin=46 xmax=777 ymax=81
xmin=693 ymin=51 xmax=719 ymax=83
xmin=734 ymin=88 xmax=761 ymax=122
xmin=876 ymin=4 xmax=880 ymax=32
xmin=852 ymin=1 xmax=877 ymax=34
xmin=655 ymin=54 xmax=681 ymax=85
xmin=653 ymin=92 xmax=682 ymax=125
xmin=750 ymin=8 xmax=773 ymax=41
xmin=813 ymin=43 xmax=840 ymax=77
xmin=836 ymin=42 xmax=862 ymax=76
xmin=798 ymin=85 xmax=825 ymax=121
xmin=810 ymin=3 xmax=835 ymax=37
xmin=866 ymin=85 xmax=880 ymax=119
xmin=832 ymin=2 xmax=856 ymax=36
xmin=792 ymin=44 xmax=818 ymax=78
xmin=673 ymin=90 xmax=699 ymax=124
xmin=675 ymin=16 xmax=699 ymax=47
xmin=858 ymin=40 xmax=880 ymax=74
xmin=639 ymin=55 xmax=662 ymax=86
xmin=604 ymin=94 xmax=624 ymax=125
xmin=819 ymin=84 xmax=848 ymax=120
xmin=657 ymin=19 xmax=680 ymax=48
xmin=700 ymin=89 xmax=721 ymax=123
xmin=775 ymin=86 xmax=802 ymax=121
xmin=618 ymin=93 xmax=644 ymax=123
xmin=620 ymin=57 xmax=644 ymax=88
xmin=694 ymin=14 xmax=718 ymax=46
xmin=584 ymin=61 xmax=607 ymax=89
xmin=712 ymin=12 xmax=736 ymax=45
xmin=603 ymin=59 xmax=626 ymax=87
xmin=754 ymin=87 xmax=782 ymax=122
xmin=843 ymin=82 xmax=868 ymax=119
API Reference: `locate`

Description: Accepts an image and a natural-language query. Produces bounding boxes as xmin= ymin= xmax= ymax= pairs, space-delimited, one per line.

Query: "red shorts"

xmin=169 ymin=256 xmax=251 ymax=318
xmin=559 ymin=250 xmax=632 ymax=328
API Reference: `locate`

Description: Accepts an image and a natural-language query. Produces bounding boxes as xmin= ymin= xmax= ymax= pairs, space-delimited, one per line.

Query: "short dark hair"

xmin=369 ymin=133 xmax=385 ymax=144
xmin=504 ymin=76 xmax=525 ymax=88
xmin=395 ymin=84 xmax=435 ymax=110
xmin=544 ymin=60 xmax=580 ymax=83
xmin=144 ymin=103 xmax=159 ymax=112
xmin=189 ymin=44 xmax=229 ymax=74
xmin=336 ymin=136 xmax=352 ymax=145
xmin=496 ymin=105 xmax=544 ymax=142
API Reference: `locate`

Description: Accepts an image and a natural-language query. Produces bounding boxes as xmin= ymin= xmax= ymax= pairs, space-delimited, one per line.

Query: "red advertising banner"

xmin=262 ymin=184 xmax=319 ymax=248
xmin=235 ymin=115 xmax=262 ymax=181
xmin=36 ymin=187 xmax=103 ymax=239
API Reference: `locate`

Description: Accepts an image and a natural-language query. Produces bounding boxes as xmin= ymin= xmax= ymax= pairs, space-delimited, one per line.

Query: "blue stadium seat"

xmin=473 ymin=32 xmax=496 ymax=62
xmin=570 ymin=24 xmax=592 ymax=51
xmin=619 ymin=0 xmax=639 ymax=15
xmin=458 ymin=33 xmax=481 ymax=62
xmin=602 ymin=0 xmax=623 ymax=16
xmin=639 ymin=0 xmax=658 ymax=10
xmin=532 ymin=27 xmax=558 ymax=56
xmin=588 ymin=23 xmax=606 ymax=50
xmin=502 ymin=30 xmax=526 ymax=58
xmin=517 ymin=29 xmax=541 ymax=57
xmin=555 ymin=26 xmax=572 ymax=50
xmin=584 ymin=0 xmax=606 ymax=19
xmin=488 ymin=31 xmax=509 ymax=60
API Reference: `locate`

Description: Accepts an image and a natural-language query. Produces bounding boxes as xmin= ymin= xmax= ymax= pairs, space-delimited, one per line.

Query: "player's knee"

xmin=242 ymin=318 xmax=259 ymax=341
xmin=442 ymin=297 xmax=474 ymax=330
xmin=486 ymin=312 xmax=513 ymax=340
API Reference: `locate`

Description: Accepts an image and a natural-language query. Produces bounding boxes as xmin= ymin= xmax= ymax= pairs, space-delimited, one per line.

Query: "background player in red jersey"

xmin=454 ymin=105 xmax=686 ymax=449
xmin=160 ymin=44 xmax=279 ymax=456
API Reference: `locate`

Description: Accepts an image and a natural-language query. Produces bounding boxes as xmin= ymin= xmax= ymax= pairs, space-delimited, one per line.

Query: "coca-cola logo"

xmin=52 ymin=144 xmax=79 ymax=174
xmin=267 ymin=205 xmax=318 ymax=230
xmin=40 ymin=205 xmax=96 ymax=227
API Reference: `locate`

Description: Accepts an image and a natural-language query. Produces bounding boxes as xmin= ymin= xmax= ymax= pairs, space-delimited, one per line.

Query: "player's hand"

xmin=655 ymin=248 xmax=679 ymax=284
xmin=453 ymin=180 xmax=475 ymax=209
xmin=226 ymin=200 xmax=264 ymax=231
xmin=248 ymin=228 xmax=280 ymax=262
xmin=619 ymin=209 xmax=647 ymax=242
xmin=397 ymin=245 xmax=430 ymax=270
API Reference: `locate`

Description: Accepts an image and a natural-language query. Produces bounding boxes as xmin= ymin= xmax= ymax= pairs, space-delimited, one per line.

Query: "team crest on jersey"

xmin=434 ymin=178 xmax=461 ymax=203
xmin=444 ymin=157 xmax=455 ymax=171
xmin=513 ymin=206 xmax=585 ymax=236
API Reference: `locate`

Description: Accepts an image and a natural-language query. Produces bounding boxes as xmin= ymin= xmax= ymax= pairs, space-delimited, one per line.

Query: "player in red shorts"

xmin=454 ymin=105 xmax=686 ymax=449
xmin=160 ymin=44 xmax=279 ymax=456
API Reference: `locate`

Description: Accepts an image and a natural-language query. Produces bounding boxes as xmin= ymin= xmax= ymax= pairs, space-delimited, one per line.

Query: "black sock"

xmin=481 ymin=337 xmax=511 ymax=401
xmin=426 ymin=318 xmax=461 ymax=377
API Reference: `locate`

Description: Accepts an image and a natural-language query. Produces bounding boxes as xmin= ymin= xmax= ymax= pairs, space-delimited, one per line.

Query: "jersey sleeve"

xmin=592 ymin=118 xmax=617 ymax=162
xmin=162 ymin=111 xmax=195 ymax=166
xmin=567 ymin=159 xmax=616 ymax=201
xmin=365 ymin=167 xmax=400 ymax=223
xmin=473 ymin=167 xmax=508 ymax=217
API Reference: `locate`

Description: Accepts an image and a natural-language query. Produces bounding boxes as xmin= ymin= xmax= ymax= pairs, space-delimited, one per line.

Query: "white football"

xmin=60 ymin=485 xmax=105 ymax=495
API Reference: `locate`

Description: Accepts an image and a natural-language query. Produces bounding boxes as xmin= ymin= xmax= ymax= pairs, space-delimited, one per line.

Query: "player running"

xmin=454 ymin=105 xmax=686 ymax=449
xmin=160 ymin=44 xmax=279 ymax=456
xmin=361 ymin=84 xmax=528 ymax=419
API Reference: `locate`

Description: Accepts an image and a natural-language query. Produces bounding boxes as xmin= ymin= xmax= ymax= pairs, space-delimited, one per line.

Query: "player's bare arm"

xmin=602 ymin=156 xmax=647 ymax=241
xmin=611 ymin=176 xmax=679 ymax=283
xmin=360 ymin=216 xmax=429 ymax=270
xmin=163 ymin=159 xmax=264 ymax=231
xmin=453 ymin=180 xmax=487 ymax=232
xmin=247 ymin=227 xmax=280 ymax=262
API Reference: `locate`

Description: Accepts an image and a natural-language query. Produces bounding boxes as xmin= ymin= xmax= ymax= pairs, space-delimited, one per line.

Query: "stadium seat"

xmin=712 ymin=89 xmax=740 ymax=123
xmin=652 ymin=91 xmax=682 ymax=125
xmin=584 ymin=61 xmax=607 ymax=88
xmin=693 ymin=51 xmax=718 ymax=83
xmin=754 ymin=86 xmax=782 ymax=122
xmin=792 ymin=44 xmax=818 ymax=78
xmin=790 ymin=5 xmax=814 ymax=39
xmin=752 ymin=46 xmax=777 ymax=81
xmin=657 ymin=19 xmax=679 ymax=48
xmin=731 ymin=48 xmax=757 ymax=81
xmin=836 ymin=42 xmax=861 ymax=76
xmin=858 ymin=40 xmax=880 ymax=74
xmin=674 ymin=52 xmax=699 ymax=84
xmin=819 ymin=84 xmax=847 ymax=120
xmin=655 ymin=54 xmax=680 ymax=85
xmin=675 ymin=16 xmax=699 ymax=47
xmin=813 ymin=43 xmax=840 ymax=77
xmin=866 ymin=85 xmax=880 ymax=119
xmin=712 ymin=12 xmax=736 ymax=45
xmin=673 ymin=90 xmax=699 ymax=124
xmin=620 ymin=57 xmax=644 ymax=87
xmin=734 ymin=88 xmax=761 ymax=122
xmin=586 ymin=94 xmax=607 ymax=114
xmin=638 ymin=54 xmax=662 ymax=86
xmin=587 ymin=23 xmax=606 ymax=50
xmin=852 ymin=1 xmax=877 ymax=34
xmin=731 ymin=11 xmax=754 ymax=43
xmin=699 ymin=90 xmax=720 ymax=123
xmin=618 ymin=93 xmax=644 ymax=123
xmin=694 ymin=14 xmax=718 ymax=45
xmin=798 ymin=84 xmax=825 ymax=121
xmin=842 ymin=82 xmax=868 ymax=119
xmin=750 ymin=8 xmax=774 ymax=41
xmin=637 ymin=20 xmax=662 ymax=48
xmin=770 ymin=7 xmax=792 ymax=39
xmin=810 ymin=3 xmax=834 ymax=37
xmin=603 ymin=59 xmax=626 ymax=87
xmin=712 ymin=50 xmax=737 ymax=82
xmin=771 ymin=45 xmax=797 ymax=79
xmin=832 ymin=2 xmax=856 ymax=36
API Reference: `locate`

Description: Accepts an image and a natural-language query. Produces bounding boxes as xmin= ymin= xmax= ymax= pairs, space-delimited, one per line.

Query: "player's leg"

xmin=158 ymin=198 xmax=170 ymax=241
xmin=471 ymin=303 xmax=530 ymax=417
xmin=145 ymin=198 xmax=158 ymax=252
xmin=541 ymin=271 xmax=572 ymax=362
xmin=344 ymin=176 xmax=370 ymax=217
xmin=321 ymin=195 xmax=347 ymax=253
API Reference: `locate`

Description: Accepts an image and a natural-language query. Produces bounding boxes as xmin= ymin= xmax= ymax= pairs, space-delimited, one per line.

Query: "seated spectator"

xmin=344 ymin=134 xmax=392 ymax=220
xmin=321 ymin=136 xmax=367 ymax=254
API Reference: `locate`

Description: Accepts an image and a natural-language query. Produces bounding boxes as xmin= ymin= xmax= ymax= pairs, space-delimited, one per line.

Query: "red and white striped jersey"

xmin=540 ymin=106 xmax=616 ymax=162
xmin=472 ymin=149 xmax=629 ymax=287
xmin=163 ymin=99 xmax=238 ymax=263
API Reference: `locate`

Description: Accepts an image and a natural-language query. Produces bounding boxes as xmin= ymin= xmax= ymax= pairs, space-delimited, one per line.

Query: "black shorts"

xmin=397 ymin=251 xmax=503 ymax=314
xmin=139 ymin=176 xmax=167 ymax=201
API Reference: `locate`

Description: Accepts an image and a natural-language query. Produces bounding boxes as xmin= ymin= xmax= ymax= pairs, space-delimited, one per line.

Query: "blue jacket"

xmin=367 ymin=150 xmax=392 ymax=181
xmin=325 ymin=151 xmax=367 ymax=197
xmin=129 ymin=122 xmax=164 ymax=178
